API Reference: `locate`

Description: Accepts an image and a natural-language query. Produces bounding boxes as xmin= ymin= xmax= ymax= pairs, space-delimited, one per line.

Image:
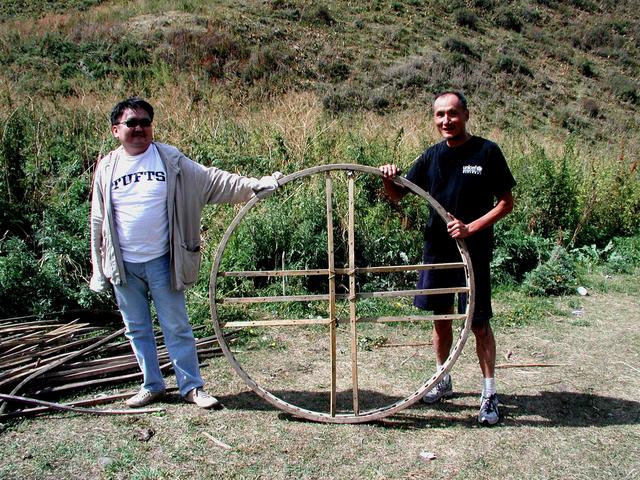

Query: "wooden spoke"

xmin=325 ymin=173 xmax=337 ymax=417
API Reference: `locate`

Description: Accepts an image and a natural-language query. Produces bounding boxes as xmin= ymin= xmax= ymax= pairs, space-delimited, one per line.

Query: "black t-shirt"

xmin=406 ymin=136 xmax=516 ymax=258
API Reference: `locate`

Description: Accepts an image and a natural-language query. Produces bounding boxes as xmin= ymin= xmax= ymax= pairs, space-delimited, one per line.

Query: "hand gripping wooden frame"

xmin=209 ymin=164 xmax=475 ymax=423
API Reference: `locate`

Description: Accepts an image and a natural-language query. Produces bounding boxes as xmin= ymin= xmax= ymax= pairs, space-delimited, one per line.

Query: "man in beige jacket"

xmin=90 ymin=97 xmax=281 ymax=408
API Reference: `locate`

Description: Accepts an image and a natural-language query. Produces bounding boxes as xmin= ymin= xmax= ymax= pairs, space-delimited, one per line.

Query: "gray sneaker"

xmin=125 ymin=388 xmax=165 ymax=408
xmin=421 ymin=375 xmax=453 ymax=404
xmin=478 ymin=394 xmax=499 ymax=425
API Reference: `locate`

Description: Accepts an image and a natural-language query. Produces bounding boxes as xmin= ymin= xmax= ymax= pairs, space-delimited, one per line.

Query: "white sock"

xmin=483 ymin=377 xmax=496 ymax=397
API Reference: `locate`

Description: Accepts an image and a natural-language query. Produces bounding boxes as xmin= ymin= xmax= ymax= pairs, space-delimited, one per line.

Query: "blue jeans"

xmin=113 ymin=253 xmax=203 ymax=396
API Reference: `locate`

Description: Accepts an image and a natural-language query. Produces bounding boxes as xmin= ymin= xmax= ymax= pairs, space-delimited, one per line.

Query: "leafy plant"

xmin=453 ymin=8 xmax=479 ymax=30
xmin=494 ymin=7 xmax=523 ymax=32
xmin=522 ymin=246 xmax=578 ymax=296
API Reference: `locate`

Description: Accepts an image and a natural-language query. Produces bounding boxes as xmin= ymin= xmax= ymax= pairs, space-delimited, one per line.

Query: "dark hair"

xmin=433 ymin=91 xmax=468 ymax=111
xmin=110 ymin=97 xmax=154 ymax=125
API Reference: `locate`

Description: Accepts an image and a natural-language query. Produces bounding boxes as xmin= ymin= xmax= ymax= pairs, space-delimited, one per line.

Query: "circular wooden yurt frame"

xmin=209 ymin=164 xmax=475 ymax=423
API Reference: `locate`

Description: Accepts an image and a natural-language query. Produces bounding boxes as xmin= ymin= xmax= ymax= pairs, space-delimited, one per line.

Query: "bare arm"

xmin=447 ymin=191 xmax=514 ymax=239
xmin=379 ymin=164 xmax=408 ymax=202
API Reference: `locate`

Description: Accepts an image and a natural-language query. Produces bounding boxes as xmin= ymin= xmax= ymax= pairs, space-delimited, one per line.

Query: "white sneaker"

xmin=478 ymin=394 xmax=499 ymax=425
xmin=125 ymin=388 xmax=165 ymax=408
xmin=184 ymin=388 xmax=221 ymax=409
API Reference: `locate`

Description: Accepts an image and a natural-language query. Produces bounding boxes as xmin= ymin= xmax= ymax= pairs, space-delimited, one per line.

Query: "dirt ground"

xmin=1 ymin=277 xmax=639 ymax=479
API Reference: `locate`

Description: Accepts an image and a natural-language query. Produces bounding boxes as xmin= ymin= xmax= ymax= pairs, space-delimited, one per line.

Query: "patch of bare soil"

xmin=1 ymin=280 xmax=638 ymax=479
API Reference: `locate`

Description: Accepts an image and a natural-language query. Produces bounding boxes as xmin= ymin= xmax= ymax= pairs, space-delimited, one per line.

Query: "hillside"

xmin=1 ymin=1 xmax=639 ymax=133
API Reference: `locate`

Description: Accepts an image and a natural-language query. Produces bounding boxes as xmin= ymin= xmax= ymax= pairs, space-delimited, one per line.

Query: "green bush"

xmin=610 ymin=75 xmax=639 ymax=104
xmin=322 ymin=85 xmax=364 ymax=113
xmin=495 ymin=54 xmax=533 ymax=77
xmin=442 ymin=37 xmax=479 ymax=59
xmin=513 ymin=142 xmax=579 ymax=240
xmin=522 ymin=246 xmax=578 ymax=296
xmin=492 ymin=224 xmax=550 ymax=286
xmin=453 ymin=8 xmax=479 ymax=30
xmin=241 ymin=43 xmax=294 ymax=85
xmin=303 ymin=5 xmax=336 ymax=26
xmin=318 ymin=58 xmax=351 ymax=82
xmin=604 ymin=236 xmax=640 ymax=274
xmin=494 ymin=7 xmax=523 ymax=32
xmin=578 ymin=59 xmax=596 ymax=77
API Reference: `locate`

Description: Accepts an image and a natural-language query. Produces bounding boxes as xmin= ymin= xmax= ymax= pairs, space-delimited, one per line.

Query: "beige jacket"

xmin=90 ymin=142 xmax=259 ymax=292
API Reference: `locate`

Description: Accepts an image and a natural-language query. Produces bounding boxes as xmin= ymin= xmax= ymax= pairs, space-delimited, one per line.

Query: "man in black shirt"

xmin=380 ymin=91 xmax=515 ymax=425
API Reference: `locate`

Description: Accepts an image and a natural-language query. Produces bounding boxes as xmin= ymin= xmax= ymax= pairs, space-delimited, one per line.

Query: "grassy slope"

xmin=1 ymin=0 xmax=639 ymax=134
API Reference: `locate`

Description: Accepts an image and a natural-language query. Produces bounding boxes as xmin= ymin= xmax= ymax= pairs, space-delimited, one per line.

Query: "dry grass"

xmin=1 ymin=275 xmax=639 ymax=479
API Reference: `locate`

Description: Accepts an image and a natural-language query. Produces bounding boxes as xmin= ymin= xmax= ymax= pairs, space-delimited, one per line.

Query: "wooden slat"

xmin=326 ymin=173 xmax=337 ymax=417
xmin=350 ymin=262 xmax=465 ymax=273
xmin=221 ymin=319 xmax=331 ymax=328
xmin=355 ymin=287 xmax=469 ymax=299
xmin=352 ymin=314 xmax=467 ymax=323
xmin=220 ymin=269 xmax=329 ymax=277
xmin=220 ymin=313 xmax=467 ymax=328
xmin=348 ymin=172 xmax=359 ymax=416
xmin=220 ymin=293 xmax=329 ymax=304
xmin=218 ymin=262 xmax=465 ymax=278
xmin=220 ymin=287 xmax=468 ymax=304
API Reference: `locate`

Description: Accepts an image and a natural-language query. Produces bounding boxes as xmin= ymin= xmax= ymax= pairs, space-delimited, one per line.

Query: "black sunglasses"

xmin=118 ymin=118 xmax=152 ymax=128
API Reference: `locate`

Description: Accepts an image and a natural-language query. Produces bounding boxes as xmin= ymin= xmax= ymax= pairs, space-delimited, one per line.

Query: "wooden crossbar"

xmin=219 ymin=286 xmax=469 ymax=304
xmin=218 ymin=262 xmax=465 ymax=278
xmin=220 ymin=313 xmax=466 ymax=328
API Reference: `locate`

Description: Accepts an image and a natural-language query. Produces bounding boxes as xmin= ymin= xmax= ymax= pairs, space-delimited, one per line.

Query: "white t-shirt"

xmin=111 ymin=144 xmax=169 ymax=263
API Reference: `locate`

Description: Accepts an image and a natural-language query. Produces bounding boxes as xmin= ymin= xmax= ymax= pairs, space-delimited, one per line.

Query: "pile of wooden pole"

xmin=0 ymin=310 xmax=234 ymax=419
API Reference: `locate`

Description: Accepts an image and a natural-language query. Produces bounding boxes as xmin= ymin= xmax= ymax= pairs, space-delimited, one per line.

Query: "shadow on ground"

xmin=213 ymin=389 xmax=640 ymax=428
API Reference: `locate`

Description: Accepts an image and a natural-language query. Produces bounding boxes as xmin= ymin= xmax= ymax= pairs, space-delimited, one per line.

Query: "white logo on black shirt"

xmin=462 ymin=165 xmax=483 ymax=175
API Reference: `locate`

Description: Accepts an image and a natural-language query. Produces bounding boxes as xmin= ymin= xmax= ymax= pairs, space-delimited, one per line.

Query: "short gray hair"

xmin=433 ymin=91 xmax=468 ymax=111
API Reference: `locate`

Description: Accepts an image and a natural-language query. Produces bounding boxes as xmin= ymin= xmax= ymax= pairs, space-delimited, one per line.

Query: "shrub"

xmin=495 ymin=54 xmax=533 ymax=77
xmin=240 ymin=43 xmax=293 ymax=84
xmin=453 ymin=8 xmax=479 ymax=30
xmin=366 ymin=91 xmax=391 ymax=111
xmin=492 ymin=225 xmax=550 ymax=285
xmin=111 ymin=39 xmax=150 ymax=67
xmin=581 ymin=98 xmax=600 ymax=118
xmin=473 ymin=0 xmax=495 ymax=10
xmin=522 ymin=246 xmax=578 ymax=296
xmin=322 ymin=85 xmax=364 ymax=113
xmin=494 ymin=7 xmax=523 ymax=32
xmin=442 ymin=37 xmax=479 ymax=59
xmin=384 ymin=56 xmax=430 ymax=88
xmin=157 ymin=28 xmax=246 ymax=79
xmin=578 ymin=59 xmax=596 ymax=77
xmin=569 ymin=0 xmax=598 ymax=12
xmin=605 ymin=236 xmax=640 ymax=274
xmin=317 ymin=58 xmax=351 ymax=82
xmin=579 ymin=24 xmax=623 ymax=52
xmin=304 ymin=5 xmax=335 ymax=26
xmin=610 ymin=75 xmax=639 ymax=104
xmin=511 ymin=142 xmax=580 ymax=242
xmin=521 ymin=7 xmax=542 ymax=25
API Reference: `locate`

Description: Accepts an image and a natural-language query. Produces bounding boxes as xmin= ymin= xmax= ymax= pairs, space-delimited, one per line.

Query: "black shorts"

xmin=413 ymin=241 xmax=493 ymax=326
